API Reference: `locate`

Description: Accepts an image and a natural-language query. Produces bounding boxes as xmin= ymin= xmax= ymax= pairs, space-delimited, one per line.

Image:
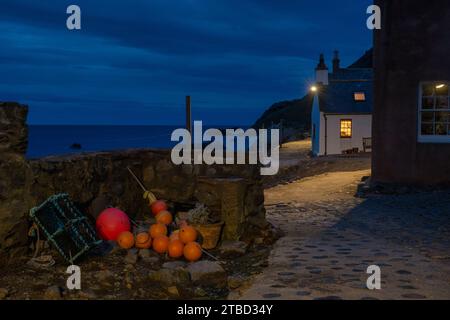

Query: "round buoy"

xmin=168 ymin=239 xmax=184 ymax=258
xmin=156 ymin=210 xmax=173 ymax=225
xmin=183 ymin=242 xmax=202 ymax=262
xmin=179 ymin=225 xmax=198 ymax=244
xmin=135 ymin=232 xmax=152 ymax=249
xmin=151 ymin=200 xmax=168 ymax=216
xmin=152 ymin=236 xmax=170 ymax=254
xmin=117 ymin=231 xmax=135 ymax=249
xmin=96 ymin=208 xmax=131 ymax=241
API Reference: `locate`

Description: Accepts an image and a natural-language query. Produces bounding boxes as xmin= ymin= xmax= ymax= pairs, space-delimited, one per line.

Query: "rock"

xmin=143 ymin=256 xmax=160 ymax=265
xmin=194 ymin=287 xmax=207 ymax=297
xmin=187 ymin=261 xmax=227 ymax=288
xmin=138 ymin=249 xmax=159 ymax=264
xmin=0 ymin=288 xmax=9 ymax=300
xmin=167 ymin=286 xmax=180 ymax=296
xmin=227 ymin=291 xmax=241 ymax=300
xmin=124 ymin=264 xmax=135 ymax=271
xmin=138 ymin=249 xmax=150 ymax=259
xmin=44 ymin=286 xmax=62 ymax=300
xmin=227 ymin=275 xmax=245 ymax=289
xmin=77 ymin=289 xmax=97 ymax=300
xmin=254 ymin=237 xmax=264 ymax=245
xmin=95 ymin=270 xmax=114 ymax=285
xmin=247 ymin=215 xmax=268 ymax=229
xmin=148 ymin=268 xmax=190 ymax=287
xmin=219 ymin=241 xmax=248 ymax=257
xmin=162 ymin=261 xmax=187 ymax=269
xmin=124 ymin=249 xmax=138 ymax=264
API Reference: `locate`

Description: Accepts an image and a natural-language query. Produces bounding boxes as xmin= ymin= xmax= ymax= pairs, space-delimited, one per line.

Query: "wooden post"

xmin=186 ymin=95 xmax=192 ymax=134
xmin=280 ymin=119 xmax=284 ymax=148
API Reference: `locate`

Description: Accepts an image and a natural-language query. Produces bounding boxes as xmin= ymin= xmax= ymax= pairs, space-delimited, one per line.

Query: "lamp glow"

xmin=436 ymin=84 xmax=446 ymax=89
xmin=310 ymin=86 xmax=318 ymax=92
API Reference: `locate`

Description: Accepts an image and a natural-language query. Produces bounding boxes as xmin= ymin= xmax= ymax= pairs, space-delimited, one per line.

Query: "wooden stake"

xmin=186 ymin=95 xmax=192 ymax=134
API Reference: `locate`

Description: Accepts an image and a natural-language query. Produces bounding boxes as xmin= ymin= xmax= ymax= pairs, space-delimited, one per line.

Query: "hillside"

xmin=253 ymin=94 xmax=313 ymax=135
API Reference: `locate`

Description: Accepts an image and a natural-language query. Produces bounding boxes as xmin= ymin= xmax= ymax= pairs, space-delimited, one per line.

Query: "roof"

xmin=347 ymin=48 xmax=373 ymax=68
xmin=318 ymin=79 xmax=373 ymax=114
xmin=329 ymin=68 xmax=373 ymax=81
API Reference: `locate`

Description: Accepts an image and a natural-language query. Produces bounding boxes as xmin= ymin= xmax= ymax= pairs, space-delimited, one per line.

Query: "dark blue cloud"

xmin=0 ymin=0 xmax=372 ymax=125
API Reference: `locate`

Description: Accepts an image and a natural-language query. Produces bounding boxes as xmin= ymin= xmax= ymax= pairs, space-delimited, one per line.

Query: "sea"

xmin=27 ymin=125 xmax=250 ymax=159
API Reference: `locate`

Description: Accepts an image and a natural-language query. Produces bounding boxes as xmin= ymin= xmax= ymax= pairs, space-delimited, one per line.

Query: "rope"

xmin=27 ymin=223 xmax=56 ymax=268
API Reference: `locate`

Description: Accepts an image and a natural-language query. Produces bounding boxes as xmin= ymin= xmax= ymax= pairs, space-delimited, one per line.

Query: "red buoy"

xmin=96 ymin=208 xmax=131 ymax=241
xmin=151 ymin=200 xmax=168 ymax=216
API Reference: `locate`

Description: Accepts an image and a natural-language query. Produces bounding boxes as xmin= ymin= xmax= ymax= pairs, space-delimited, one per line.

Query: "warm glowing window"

xmin=419 ymin=82 xmax=450 ymax=142
xmin=354 ymin=92 xmax=366 ymax=101
xmin=340 ymin=119 xmax=352 ymax=138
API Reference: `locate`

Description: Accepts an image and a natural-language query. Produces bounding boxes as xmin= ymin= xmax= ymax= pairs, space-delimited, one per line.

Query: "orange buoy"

xmin=149 ymin=223 xmax=167 ymax=239
xmin=152 ymin=235 xmax=170 ymax=254
xmin=117 ymin=231 xmax=135 ymax=249
xmin=183 ymin=242 xmax=202 ymax=262
xmin=135 ymin=232 xmax=152 ymax=249
xmin=179 ymin=225 xmax=198 ymax=244
xmin=168 ymin=239 xmax=184 ymax=258
xmin=156 ymin=210 xmax=173 ymax=225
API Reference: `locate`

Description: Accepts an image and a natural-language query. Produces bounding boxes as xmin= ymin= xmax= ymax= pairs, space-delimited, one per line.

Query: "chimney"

xmin=315 ymin=53 xmax=329 ymax=85
xmin=332 ymin=50 xmax=340 ymax=74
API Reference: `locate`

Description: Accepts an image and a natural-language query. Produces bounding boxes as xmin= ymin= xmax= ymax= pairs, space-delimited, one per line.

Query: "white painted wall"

xmin=311 ymin=96 xmax=325 ymax=156
xmin=311 ymin=108 xmax=372 ymax=156
xmin=316 ymin=69 xmax=329 ymax=85
xmin=324 ymin=114 xmax=372 ymax=155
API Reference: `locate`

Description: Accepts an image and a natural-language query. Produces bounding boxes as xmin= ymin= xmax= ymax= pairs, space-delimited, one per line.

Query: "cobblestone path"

xmin=238 ymin=170 xmax=450 ymax=300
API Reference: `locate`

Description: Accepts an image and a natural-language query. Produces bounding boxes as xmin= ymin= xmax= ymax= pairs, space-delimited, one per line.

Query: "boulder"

xmin=227 ymin=275 xmax=246 ymax=289
xmin=95 ymin=270 xmax=115 ymax=285
xmin=167 ymin=286 xmax=180 ymax=297
xmin=124 ymin=249 xmax=138 ymax=264
xmin=44 ymin=286 xmax=62 ymax=300
xmin=148 ymin=268 xmax=190 ymax=287
xmin=187 ymin=261 xmax=227 ymax=288
xmin=219 ymin=241 xmax=248 ymax=257
xmin=162 ymin=261 xmax=187 ymax=269
xmin=0 ymin=288 xmax=9 ymax=300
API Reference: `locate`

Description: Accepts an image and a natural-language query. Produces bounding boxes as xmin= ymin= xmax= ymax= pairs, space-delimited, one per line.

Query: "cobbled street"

xmin=237 ymin=170 xmax=450 ymax=300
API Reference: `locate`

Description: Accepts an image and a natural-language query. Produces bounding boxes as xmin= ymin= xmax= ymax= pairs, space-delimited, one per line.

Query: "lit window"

xmin=419 ymin=82 xmax=450 ymax=142
xmin=354 ymin=92 xmax=366 ymax=101
xmin=340 ymin=119 xmax=352 ymax=138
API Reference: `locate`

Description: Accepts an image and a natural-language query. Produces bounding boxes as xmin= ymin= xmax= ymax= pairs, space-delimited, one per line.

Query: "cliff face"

xmin=253 ymin=94 xmax=314 ymax=139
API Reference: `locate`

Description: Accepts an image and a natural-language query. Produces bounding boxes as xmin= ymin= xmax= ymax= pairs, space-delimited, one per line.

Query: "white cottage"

xmin=311 ymin=52 xmax=373 ymax=156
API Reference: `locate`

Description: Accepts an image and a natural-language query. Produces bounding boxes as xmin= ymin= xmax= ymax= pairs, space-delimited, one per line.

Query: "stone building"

xmin=372 ymin=0 xmax=450 ymax=185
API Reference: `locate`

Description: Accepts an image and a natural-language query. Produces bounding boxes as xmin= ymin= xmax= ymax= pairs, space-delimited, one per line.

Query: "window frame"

xmin=418 ymin=81 xmax=450 ymax=143
xmin=340 ymin=119 xmax=353 ymax=139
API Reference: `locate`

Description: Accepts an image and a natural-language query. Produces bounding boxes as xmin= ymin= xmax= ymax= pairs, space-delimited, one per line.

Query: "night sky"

xmin=0 ymin=0 xmax=372 ymax=125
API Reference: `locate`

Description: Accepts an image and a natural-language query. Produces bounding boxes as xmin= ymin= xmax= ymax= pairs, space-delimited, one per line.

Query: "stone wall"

xmin=0 ymin=102 xmax=32 ymax=263
xmin=0 ymin=102 xmax=267 ymax=265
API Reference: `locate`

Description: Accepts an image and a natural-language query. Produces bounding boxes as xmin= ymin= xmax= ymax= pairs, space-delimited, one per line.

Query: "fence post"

xmin=186 ymin=95 xmax=192 ymax=134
